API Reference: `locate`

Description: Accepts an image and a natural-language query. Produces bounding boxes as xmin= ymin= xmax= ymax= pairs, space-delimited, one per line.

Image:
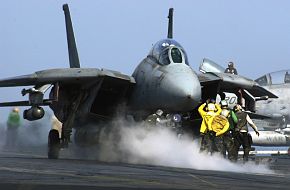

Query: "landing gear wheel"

xmin=48 ymin=129 xmax=61 ymax=159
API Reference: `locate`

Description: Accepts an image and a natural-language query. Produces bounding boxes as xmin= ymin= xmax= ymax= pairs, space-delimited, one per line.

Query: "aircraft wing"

xmin=0 ymin=68 xmax=135 ymax=87
xmin=198 ymin=72 xmax=278 ymax=98
xmin=244 ymin=111 xmax=272 ymax=119
xmin=0 ymin=68 xmax=136 ymax=107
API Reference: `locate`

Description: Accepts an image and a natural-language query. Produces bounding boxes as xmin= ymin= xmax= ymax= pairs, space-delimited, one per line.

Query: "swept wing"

xmin=0 ymin=68 xmax=135 ymax=87
xmin=198 ymin=58 xmax=278 ymax=99
xmin=198 ymin=72 xmax=277 ymax=98
xmin=0 ymin=68 xmax=135 ymax=107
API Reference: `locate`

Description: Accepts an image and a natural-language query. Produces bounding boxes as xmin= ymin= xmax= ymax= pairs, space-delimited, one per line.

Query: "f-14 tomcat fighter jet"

xmin=0 ymin=5 xmax=276 ymax=159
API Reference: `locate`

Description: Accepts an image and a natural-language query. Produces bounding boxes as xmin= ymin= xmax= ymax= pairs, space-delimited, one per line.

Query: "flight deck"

xmin=0 ymin=147 xmax=289 ymax=190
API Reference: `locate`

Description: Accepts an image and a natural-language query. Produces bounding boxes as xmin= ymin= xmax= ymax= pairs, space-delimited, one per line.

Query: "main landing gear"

xmin=48 ymin=129 xmax=61 ymax=159
xmin=47 ymin=127 xmax=72 ymax=159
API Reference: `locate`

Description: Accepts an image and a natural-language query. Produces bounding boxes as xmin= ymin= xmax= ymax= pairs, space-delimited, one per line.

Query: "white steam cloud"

xmin=0 ymin=115 xmax=273 ymax=174
xmin=84 ymin=118 xmax=274 ymax=174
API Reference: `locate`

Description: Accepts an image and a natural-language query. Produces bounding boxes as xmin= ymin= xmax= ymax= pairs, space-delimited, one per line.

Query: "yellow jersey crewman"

xmin=198 ymin=99 xmax=221 ymax=153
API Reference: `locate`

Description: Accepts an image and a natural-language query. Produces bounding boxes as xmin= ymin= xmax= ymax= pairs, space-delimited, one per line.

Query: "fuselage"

xmin=52 ymin=39 xmax=202 ymax=126
xmin=129 ymin=39 xmax=201 ymax=114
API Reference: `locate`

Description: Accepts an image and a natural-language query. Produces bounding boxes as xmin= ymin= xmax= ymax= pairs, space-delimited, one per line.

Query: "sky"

xmin=0 ymin=0 xmax=290 ymax=121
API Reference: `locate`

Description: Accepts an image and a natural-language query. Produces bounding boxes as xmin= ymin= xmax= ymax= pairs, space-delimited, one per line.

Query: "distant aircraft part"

xmin=256 ymin=69 xmax=290 ymax=86
xmin=250 ymin=131 xmax=290 ymax=146
xmin=172 ymin=114 xmax=181 ymax=123
xmin=254 ymin=69 xmax=290 ymax=130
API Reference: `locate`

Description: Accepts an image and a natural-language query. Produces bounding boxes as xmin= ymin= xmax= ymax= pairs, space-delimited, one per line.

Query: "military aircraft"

xmin=254 ymin=70 xmax=290 ymax=130
xmin=0 ymin=4 xmax=276 ymax=159
xmin=245 ymin=70 xmax=290 ymax=148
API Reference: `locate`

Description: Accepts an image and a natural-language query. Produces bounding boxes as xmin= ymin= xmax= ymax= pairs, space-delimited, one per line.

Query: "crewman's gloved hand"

xmin=255 ymin=131 xmax=260 ymax=137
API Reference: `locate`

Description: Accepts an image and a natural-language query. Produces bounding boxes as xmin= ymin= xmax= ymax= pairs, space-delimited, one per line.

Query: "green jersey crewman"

xmin=6 ymin=107 xmax=21 ymax=148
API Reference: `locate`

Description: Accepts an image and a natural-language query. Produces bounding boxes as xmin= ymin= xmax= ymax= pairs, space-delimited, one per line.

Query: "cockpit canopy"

xmin=149 ymin=39 xmax=189 ymax=66
xmin=255 ymin=69 xmax=290 ymax=86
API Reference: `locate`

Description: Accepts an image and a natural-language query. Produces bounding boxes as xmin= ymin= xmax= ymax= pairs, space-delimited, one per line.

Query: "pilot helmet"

xmin=12 ymin=107 xmax=19 ymax=113
xmin=220 ymin=100 xmax=228 ymax=108
xmin=228 ymin=62 xmax=234 ymax=68
xmin=156 ymin=109 xmax=163 ymax=116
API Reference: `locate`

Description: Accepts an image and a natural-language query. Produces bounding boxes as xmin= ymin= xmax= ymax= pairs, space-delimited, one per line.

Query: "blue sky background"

xmin=0 ymin=0 xmax=290 ymax=121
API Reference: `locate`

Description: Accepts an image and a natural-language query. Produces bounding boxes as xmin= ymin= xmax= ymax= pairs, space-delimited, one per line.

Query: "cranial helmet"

xmin=12 ymin=107 xmax=19 ymax=113
xmin=234 ymin=104 xmax=242 ymax=112
xmin=156 ymin=109 xmax=163 ymax=116
xmin=220 ymin=100 xmax=228 ymax=108
xmin=207 ymin=103 xmax=216 ymax=111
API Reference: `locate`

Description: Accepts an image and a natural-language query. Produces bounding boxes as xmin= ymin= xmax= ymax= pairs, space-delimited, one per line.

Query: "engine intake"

xmin=23 ymin=106 xmax=45 ymax=121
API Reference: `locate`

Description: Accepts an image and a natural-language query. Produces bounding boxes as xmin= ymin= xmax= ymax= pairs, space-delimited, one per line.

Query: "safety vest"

xmin=209 ymin=115 xmax=229 ymax=136
xmin=7 ymin=112 xmax=21 ymax=129
xmin=221 ymin=109 xmax=237 ymax=130
xmin=198 ymin=103 xmax=221 ymax=133
xmin=235 ymin=111 xmax=248 ymax=132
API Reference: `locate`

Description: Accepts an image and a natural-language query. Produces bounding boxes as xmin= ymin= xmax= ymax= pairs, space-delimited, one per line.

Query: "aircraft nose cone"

xmin=161 ymin=67 xmax=201 ymax=111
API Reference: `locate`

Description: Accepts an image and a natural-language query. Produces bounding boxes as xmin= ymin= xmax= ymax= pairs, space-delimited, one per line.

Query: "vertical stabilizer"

xmin=167 ymin=8 xmax=174 ymax=39
xmin=63 ymin=4 xmax=80 ymax=68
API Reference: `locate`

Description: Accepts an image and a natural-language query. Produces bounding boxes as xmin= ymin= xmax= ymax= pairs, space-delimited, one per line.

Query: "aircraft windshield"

xmin=255 ymin=75 xmax=268 ymax=86
xmin=149 ymin=39 xmax=189 ymax=65
xmin=255 ymin=69 xmax=290 ymax=86
xmin=160 ymin=48 xmax=170 ymax=65
xmin=171 ymin=48 xmax=182 ymax=63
